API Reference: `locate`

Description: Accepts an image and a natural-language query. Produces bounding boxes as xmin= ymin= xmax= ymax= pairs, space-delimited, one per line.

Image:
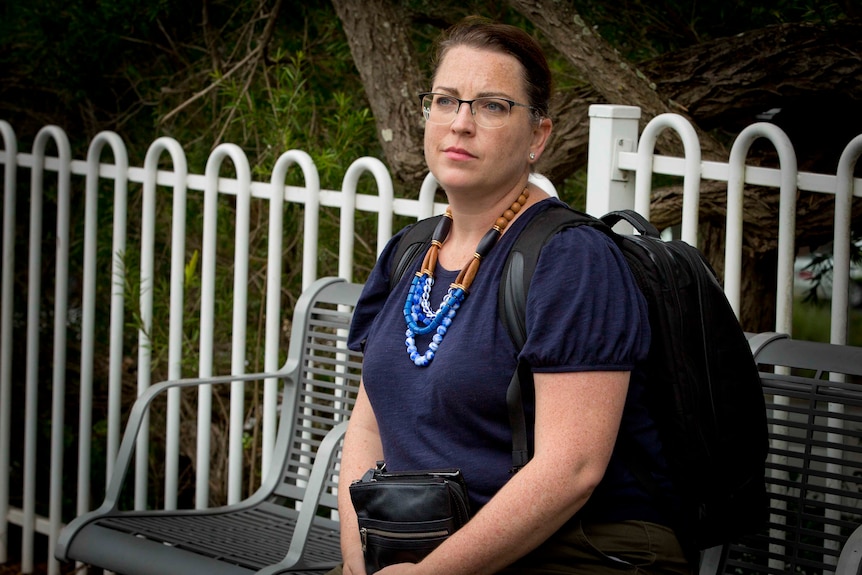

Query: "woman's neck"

xmin=437 ymin=182 xmax=549 ymax=269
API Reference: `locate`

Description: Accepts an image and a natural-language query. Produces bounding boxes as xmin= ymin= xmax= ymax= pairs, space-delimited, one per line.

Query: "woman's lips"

xmin=443 ymin=147 xmax=476 ymax=161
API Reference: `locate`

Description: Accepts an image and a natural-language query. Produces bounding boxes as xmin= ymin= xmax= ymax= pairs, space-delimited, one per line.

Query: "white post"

xmin=24 ymin=126 xmax=71 ymax=575
xmin=164 ymin=139 xmax=188 ymax=511
xmin=262 ymin=150 xmax=318 ymax=475
xmin=227 ymin=145 xmax=252 ymax=506
xmin=80 ymin=132 xmax=128 ymax=518
xmin=0 ymin=120 xmax=17 ymax=565
xmin=585 ymin=105 xmax=641 ymax=217
xmin=725 ymin=123 xmax=796 ymax=326
xmin=831 ymin=135 xmax=862 ymax=345
xmin=634 ymin=114 xmax=702 ymax=246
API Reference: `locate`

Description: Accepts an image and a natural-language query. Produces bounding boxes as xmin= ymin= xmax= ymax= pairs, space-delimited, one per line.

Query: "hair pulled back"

xmin=432 ymin=16 xmax=552 ymax=118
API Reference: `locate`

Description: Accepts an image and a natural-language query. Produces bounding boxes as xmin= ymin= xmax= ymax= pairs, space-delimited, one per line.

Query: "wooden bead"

xmin=419 ymin=187 xmax=529 ymax=292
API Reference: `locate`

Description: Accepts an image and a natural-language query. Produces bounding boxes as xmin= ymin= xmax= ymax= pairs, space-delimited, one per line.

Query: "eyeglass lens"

xmin=421 ymin=94 xmax=513 ymax=128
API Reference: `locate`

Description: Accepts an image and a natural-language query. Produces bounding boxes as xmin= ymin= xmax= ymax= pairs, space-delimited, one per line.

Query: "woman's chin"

xmin=429 ymin=169 xmax=478 ymax=195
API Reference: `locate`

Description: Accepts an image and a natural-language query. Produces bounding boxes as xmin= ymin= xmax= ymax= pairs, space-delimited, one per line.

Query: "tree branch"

xmin=160 ymin=45 xmax=261 ymax=124
xmin=161 ymin=0 xmax=283 ymax=127
xmin=212 ymin=0 xmax=284 ymax=147
xmin=507 ymin=0 xmax=727 ymax=161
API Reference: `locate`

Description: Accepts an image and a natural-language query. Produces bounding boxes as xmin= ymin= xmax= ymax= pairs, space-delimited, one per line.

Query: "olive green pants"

xmin=498 ymin=519 xmax=692 ymax=574
xmin=328 ymin=519 xmax=692 ymax=574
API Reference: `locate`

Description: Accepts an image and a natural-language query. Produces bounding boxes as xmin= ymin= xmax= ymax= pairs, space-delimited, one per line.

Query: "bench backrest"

xmin=722 ymin=334 xmax=862 ymax=573
xmin=269 ymin=278 xmax=365 ymax=516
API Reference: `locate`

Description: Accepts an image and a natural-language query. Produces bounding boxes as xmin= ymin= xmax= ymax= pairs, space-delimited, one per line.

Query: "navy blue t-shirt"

xmin=348 ymin=198 xmax=672 ymax=524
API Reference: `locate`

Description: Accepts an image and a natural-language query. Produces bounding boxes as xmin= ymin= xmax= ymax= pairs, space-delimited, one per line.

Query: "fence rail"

xmin=1 ymin=104 xmax=860 ymax=574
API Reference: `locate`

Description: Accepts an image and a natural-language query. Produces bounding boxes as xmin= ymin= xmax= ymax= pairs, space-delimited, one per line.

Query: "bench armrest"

xmin=698 ymin=545 xmax=726 ymax=575
xmin=55 ymin=370 xmax=296 ymax=561
xmin=256 ymin=419 xmax=350 ymax=574
xmin=837 ymin=523 xmax=862 ymax=575
xmin=98 ymin=370 xmax=293 ymax=513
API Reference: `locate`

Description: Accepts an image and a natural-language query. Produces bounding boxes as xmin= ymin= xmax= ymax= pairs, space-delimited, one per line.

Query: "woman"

xmin=335 ymin=16 xmax=691 ymax=575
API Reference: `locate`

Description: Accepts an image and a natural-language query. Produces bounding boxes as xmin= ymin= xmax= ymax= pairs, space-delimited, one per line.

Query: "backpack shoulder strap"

xmin=389 ymin=215 xmax=445 ymax=291
xmin=500 ymin=203 xmax=607 ymax=470
xmin=499 ymin=204 xmax=606 ymax=348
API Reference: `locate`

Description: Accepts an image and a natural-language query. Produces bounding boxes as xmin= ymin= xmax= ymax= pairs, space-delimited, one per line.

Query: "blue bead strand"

xmin=401 ymin=189 xmax=528 ymax=367
xmin=404 ymin=281 xmax=464 ymax=366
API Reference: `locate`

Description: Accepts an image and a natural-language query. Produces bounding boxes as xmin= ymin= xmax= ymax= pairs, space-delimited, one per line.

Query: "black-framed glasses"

xmin=419 ymin=92 xmax=537 ymax=129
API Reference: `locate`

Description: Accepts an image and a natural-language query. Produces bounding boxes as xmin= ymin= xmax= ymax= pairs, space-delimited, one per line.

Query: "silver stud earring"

xmin=529 ymin=152 xmax=536 ymax=160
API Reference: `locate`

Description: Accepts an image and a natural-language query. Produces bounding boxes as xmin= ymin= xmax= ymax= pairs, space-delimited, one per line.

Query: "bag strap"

xmin=503 ymin=208 xmax=689 ymax=549
xmin=499 ymin=204 xmax=609 ymax=470
xmin=600 ymin=209 xmax=662 ymax=238
xmin=389 ymin=215 xmax=444 ymax=291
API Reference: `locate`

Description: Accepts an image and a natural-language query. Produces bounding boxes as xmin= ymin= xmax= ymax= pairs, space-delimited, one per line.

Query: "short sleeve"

xmin=520 ymin=225 xmax=650 ymax=372
xmin=347 ymin=227 xmax=410 ymax=353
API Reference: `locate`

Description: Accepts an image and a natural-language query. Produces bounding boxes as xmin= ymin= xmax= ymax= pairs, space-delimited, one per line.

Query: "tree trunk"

xmin=534 ymin=88 xmax=595 ymax=184
xmin=506 ymin=5 xmax=862 ymax=331
xmin=330 ymin=0 xmax=427 ymax=189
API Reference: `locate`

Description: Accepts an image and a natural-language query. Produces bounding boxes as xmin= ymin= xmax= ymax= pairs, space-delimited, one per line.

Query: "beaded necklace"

xmin=403 ymin=188 xmax=529 ymax=366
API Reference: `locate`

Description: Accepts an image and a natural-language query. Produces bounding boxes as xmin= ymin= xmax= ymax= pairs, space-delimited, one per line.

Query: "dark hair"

xmin=432 ymin=16 xmax=552 ymax=118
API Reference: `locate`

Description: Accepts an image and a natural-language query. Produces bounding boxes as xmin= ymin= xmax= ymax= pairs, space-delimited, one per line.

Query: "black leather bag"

xmin=349 ymin=461 xmax=471 ymax=574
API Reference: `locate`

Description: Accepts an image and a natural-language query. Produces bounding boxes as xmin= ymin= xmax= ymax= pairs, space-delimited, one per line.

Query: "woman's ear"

xmin=528 ymin=117 xmax=553 ymax=163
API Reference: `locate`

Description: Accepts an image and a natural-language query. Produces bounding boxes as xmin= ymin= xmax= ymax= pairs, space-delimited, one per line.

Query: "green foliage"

xmin=1 ymin=0 xmax=180 ymax=151
xmin=559 ymin=167 xmax=588 ymax=211
xmin=37 ymin=1 xmax=382 ymax=386
xmin=792 ymin=299 xmax=862 ymax=347
xmin=214 ymin=48 xmax=377 ymax=188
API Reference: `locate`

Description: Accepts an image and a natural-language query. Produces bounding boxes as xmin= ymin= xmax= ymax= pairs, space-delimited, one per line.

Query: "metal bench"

xmin=55 ymin=277 xmax=365 ymax=575
xmin=701 ymin=332 xmax=862 ymax=575
xmin=56 ymin=276 xmax=862 ymax=575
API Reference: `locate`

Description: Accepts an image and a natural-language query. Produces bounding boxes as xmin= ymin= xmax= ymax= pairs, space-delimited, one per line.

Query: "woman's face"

xmin=423 ymin=45 xmax=549 ymax=198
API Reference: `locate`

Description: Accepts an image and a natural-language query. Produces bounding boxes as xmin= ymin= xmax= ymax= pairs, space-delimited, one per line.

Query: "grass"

xmin=792 ymin=298 xmax=862 ymax=346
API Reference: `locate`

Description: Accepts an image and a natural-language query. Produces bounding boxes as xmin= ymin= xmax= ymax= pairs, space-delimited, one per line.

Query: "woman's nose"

xmin=450 ymin=101 xmax=476 ymax=131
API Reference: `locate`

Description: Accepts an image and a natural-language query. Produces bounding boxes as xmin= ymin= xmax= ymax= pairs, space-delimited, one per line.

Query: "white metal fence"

xmin=0 ymin=104 xmax=860 ymax=574
xmin=587 ymin=105 xmax=862 ymax=342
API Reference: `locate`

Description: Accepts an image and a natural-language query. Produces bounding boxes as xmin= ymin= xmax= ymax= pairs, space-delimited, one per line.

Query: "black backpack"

xmin=391 ymin=202 xmax=769 ymax=553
